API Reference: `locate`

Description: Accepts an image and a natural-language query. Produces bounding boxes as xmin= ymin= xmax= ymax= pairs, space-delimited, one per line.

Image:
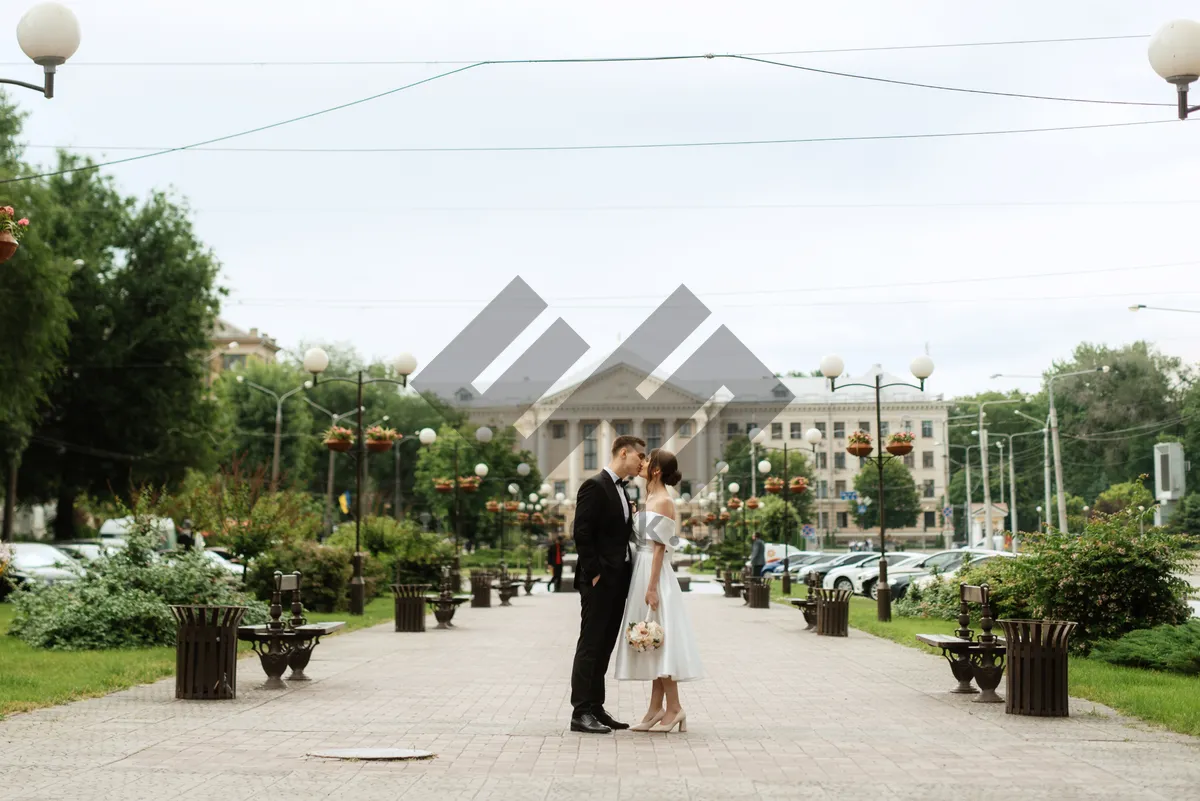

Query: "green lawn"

xmin=0 ymin=597 xmax=396 ymax=719
xmin=768 ymin=583 xmax=1200 ymax=737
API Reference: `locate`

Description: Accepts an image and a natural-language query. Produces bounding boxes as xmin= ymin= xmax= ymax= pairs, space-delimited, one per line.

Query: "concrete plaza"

xmin=3 ymin=583 xmax=1199 ymax=800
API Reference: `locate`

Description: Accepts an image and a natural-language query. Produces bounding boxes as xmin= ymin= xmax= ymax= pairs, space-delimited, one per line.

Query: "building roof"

xmin=211 ymin=318 xmax=280 ymax=352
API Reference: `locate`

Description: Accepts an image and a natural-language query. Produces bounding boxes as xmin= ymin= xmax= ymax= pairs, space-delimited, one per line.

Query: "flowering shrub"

xmin=897 ymin=512 xmax=1191 ymax=651
xmin=0 ymin=205 xmax=30 ymax=242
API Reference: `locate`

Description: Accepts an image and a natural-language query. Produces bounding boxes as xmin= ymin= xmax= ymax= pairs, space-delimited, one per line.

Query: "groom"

xmin=569 ymin=434 xmax=646 ymax=734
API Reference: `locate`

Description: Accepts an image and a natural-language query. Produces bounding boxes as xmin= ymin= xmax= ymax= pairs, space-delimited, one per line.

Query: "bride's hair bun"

xmin=649 ymin=448 xmax=682 ymax=487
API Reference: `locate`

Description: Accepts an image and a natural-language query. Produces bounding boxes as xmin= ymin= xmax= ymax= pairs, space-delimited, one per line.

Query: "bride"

xmin=614 ymin=447 xmax=703 ymax=732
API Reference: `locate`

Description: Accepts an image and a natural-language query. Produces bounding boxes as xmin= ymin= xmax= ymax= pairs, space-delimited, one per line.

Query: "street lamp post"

xmin=393 ymin=427 xmax=438 ymax=521
xmin=946 ymin=443 xmax=976 ymax=545
xmin=1015 ymin=409 xmax=1053 ymax=532
xmin=820 ymin=355 xmax=934 ymax=623
xmin=972 ymin=398 xmax=1026 ymax=547
xmin=301 ymin=398 xmax=363 ymax=537
xmin=235 ymin=375 xmax=312 ymax=489
xmin=303 ymin=347 xmax=418 ymax=615
xmin=2 ymin=4 xmax=81 ymax=99
xmin=1148 ymin=20 xmax=1200 ymax=118
xmin=992 ymin=367 xmax=1109 ymax=535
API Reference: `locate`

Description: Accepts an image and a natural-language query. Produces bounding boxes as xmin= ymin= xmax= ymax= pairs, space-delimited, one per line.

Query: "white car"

xmin=792 ymin=551 xmax=881 ymax=581
xmin=99 ymin=516 xmax=177 ymax=550
xmin=909 ymin=551 xmax=1015 ymax=591
xmin=852 ymin=548 xmax=1001 ymax=599
xmin=825 ymin=552 xmax=925 ymax=594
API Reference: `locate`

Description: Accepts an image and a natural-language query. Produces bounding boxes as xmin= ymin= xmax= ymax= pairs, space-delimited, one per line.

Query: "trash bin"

xmin=392 ymin=584 xmax=430 ymax=632
xmin=470 ymin=570 xmax=493 ymax=608
xmin=998 ymin=619 xmax=1077 ymax=717
xmin=170 ymin=605 xmax=247 ymax=700
xmin=677 ymin=575 xmax=691 ymax=593
xmin=815 ymin=588 xmax=851 ymax=637
xmin=747 ymin=577 xmax=771 ymax=609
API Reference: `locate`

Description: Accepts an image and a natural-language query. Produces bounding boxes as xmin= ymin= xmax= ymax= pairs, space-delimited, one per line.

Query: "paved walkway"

xmin=3 ymin=586 xmax=1199 ymax=801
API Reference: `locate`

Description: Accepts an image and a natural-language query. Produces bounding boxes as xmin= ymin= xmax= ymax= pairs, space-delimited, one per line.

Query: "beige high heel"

xmin=630 ymin=709 xmax=665 ymax=732
xmin=649 ymin=710 xmax=686 ymax=733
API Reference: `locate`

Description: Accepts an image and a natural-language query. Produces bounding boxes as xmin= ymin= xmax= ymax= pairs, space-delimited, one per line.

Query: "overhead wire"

xmin=0 ymin=50 xmax=1175 ymax=185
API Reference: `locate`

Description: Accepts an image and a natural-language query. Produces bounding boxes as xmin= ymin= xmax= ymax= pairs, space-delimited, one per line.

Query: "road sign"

xmin=857 ymin=504 xmax=867 ymax=514
xmin=802 ymin=524 xmax=815 ymax=537
xmin=943 ymin=506 xmax=953 ymax=518
xmin=840 ymin=491 xmax=858 ymax=501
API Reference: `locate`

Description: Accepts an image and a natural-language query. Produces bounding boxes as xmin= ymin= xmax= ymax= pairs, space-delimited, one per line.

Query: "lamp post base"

xmin=876 ymin=557 xmax=891 ymax=622
xmin=349 ymin=553 xmax=366 ymax=616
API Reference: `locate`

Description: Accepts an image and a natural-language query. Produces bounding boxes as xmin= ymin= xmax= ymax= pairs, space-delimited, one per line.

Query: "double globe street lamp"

xmin=2 ymin=3 xmax=81 ymax=99
xmin=303 ymin=347 xmax=418 ymax=615
xmin=820 ymin=354 xmax=935 ymax=623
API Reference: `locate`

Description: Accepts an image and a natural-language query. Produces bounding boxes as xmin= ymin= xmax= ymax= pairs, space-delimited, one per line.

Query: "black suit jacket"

xmin=572 ymin=471 xmax=633 ymax=589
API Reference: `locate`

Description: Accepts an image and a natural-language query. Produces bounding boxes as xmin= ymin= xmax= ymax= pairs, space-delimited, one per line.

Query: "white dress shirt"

xmin=603 ymin=467 xmax=633 ymax=562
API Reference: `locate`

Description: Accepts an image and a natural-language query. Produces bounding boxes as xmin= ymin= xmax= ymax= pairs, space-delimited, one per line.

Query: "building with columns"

xmin=463 ymin=362 xmax=952 ymax=543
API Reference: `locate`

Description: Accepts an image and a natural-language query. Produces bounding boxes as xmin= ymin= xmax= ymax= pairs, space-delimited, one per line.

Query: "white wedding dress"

xmin=614 ymin=510 xmax=704 ymax=682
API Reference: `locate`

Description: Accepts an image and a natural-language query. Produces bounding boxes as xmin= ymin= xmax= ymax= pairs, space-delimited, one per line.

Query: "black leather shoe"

xmin=570 ymin=713 xmax=611 ymax=734
xmin=593 ymin=708 xmax=628 ymax=730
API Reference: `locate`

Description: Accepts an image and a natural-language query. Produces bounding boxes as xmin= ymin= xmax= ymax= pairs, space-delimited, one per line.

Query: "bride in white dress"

xmin=614 ymin=447 xmax=703 ymax=733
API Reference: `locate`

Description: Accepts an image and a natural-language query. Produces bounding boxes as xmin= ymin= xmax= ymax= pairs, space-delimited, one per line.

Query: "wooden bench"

xmin=790 ymin=572 xmax=820 ymax=630
xmin=916 ymin=583 xmax=1006 ymax=703
xmin=722 ymin=570 xmax=744 ymax=599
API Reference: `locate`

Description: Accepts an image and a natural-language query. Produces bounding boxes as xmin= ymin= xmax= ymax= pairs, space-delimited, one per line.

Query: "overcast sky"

xmin=8 ymin=1 xmax=1200 ymax=400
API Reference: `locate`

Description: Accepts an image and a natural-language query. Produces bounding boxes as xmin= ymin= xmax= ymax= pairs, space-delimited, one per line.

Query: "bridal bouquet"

xmin=626 ymin=617 xmax=664 ymax=652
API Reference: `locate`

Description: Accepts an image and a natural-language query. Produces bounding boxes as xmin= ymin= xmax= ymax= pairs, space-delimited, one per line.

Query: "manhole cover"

xmin=309 ymin=748 xmax=435 ymax=761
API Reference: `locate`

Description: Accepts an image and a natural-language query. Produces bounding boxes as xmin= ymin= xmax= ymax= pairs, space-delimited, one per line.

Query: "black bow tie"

xmin=614 ymin=478 xmax=629 ymax=488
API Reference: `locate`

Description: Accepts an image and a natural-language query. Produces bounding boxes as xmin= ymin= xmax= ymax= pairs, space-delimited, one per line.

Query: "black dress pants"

xmin=570 ymin=561 xmax=632 ymax=717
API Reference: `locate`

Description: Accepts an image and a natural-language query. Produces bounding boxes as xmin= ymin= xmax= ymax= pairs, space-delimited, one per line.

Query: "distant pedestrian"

xmin=547 ymin=534 xmax=564 ymax=592
xmin=749 ymin=532 xmax=766 ymax=578
xmin=177 ymin=519 xmax=195 ymax=551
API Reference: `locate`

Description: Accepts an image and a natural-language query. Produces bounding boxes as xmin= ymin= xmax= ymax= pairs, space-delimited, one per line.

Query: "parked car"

xmin=54 ymin=539 xmax=119 ymax=563
xmin=905 ymin=552 xmax=1016 ymax=594
xmin=4 ymin=542 xmax=83 ymax=589
xmin=823 ymin=552 xmax=924 ymax=594
xmin=857 ymin=548 xmax=1001 ymax=600
xmin=202 ymin=549 xmax=246 ymax=579
xmin=793 ymin=551 xmax=881 ymax=582
xmin=99 ymin=515 xmax=177 ymax=550
xmin=761 ymin=551 xmax=823 ymax=575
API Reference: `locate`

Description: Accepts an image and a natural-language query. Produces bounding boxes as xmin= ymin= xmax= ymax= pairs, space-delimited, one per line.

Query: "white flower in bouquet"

xmin=626 ymin=618 xmax=664 ymax=652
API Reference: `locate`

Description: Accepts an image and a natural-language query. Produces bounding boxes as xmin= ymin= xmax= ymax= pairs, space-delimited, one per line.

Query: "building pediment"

xmin=538 ymin=362 xmax=708 ymax=410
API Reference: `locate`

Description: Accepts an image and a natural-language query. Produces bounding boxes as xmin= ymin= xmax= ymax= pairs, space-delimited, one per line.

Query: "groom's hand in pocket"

xmin=592 ymin=575 xmax=600 ymax=587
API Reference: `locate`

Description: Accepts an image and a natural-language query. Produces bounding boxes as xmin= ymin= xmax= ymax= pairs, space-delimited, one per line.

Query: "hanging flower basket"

xmin=886 ymin=431 xmax=915 ymax=456
xmin=323 ymin=425 xmax=354 ymax=452
xmin=789 ymin=477 xmax=808 ymax=494
xmin=704 ymin=512 xmax=716 ymax=523
xmin=746 ymin=496 xmax=761 ymax=510
xmin=847 ymin=430 xmax=873 ymax=458
xmin=0 ymin=206 xmax=30 ymax=264
xmin=458 ymin=475 xmax=481 ymax=493
xmin=433 ymin=478 xmax=454 ymax=494
xmin=365 ymin=425 xmax=399 ymax=453
xmin=531 ymin=513 xmax=546 ymax=526
xmin=516 ymin=512 xmax=530 ymax=524
xmin=504 ymin=500 xmax=520 ymax=512
xmin=719 ymin=510 xmax=731 ymax=522
xmin=764 ymin=477 xmax=784 ymax=494
xmin=727 ymin=497 xmax=742 ymax=511
xmin=485 ymin=500 xmax=501 ymax=513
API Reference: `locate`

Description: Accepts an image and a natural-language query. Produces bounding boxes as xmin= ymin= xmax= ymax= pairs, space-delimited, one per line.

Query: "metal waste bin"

xmin=170 ymin=605 xmax=247 ymax=700
xmin=470 ymin=570 xmax=494 ymax=608
xmin=392 ymin=584 xmax=430 ymax=632
xmin=677 ymin=575 xmax=691 ymax=593
xmin=747 ymin=577 xmax=771 ymax=609
xmin=998 ymin=619 xmax=1076 ymax=717
xmin=815 ymin=588 xmax=851 ymax=637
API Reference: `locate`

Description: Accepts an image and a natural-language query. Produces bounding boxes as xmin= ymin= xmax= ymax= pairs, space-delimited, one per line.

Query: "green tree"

xmin=1093 ymin=478 xmax=1154 ymax=516
xmin=19 ymin=180 xmax=224 ymax=538
xmin=215 ymin=361 xmax=316 ymax=488
xmin=853 ymin=458 xmax=921 ymax=531
xmin=749 ymin=494 xmax=803 ymax=546
xmin=719 ymin=435 xmax=816 ymax=522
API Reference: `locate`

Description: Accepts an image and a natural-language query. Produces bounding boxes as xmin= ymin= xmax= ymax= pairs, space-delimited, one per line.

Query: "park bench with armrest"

xmin=237 ymin=571 xmax=344 ymax=689
xmin=915 ymin=583 xmax=1006 ymax=702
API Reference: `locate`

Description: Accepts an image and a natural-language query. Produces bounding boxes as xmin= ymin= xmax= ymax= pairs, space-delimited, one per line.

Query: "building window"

xmin=924 ymin=510 xmax=936 ymax=529
xmin=678 ymin=421 xmax=692 ymax=437
xmin=745 ymin=422 xmax=757 ymax=434
xmin=790 ymin=422 xmax=802 ymax=439
xmin=222 ymin=354 xmax=247 ymax=372
xmin=582 ymin=423 xmax=597 ymax=470
xmin=816 ymin=451 xmax=828 ymax=469
xmin=834 ymin=480 xmax=847 ymax=497
xmin=833 ymin=422 xmax=845 ymax=439
xmin=771 ymin=422 xmax=783 ymax=439
xmin=923 ymin=479 xmax=935 ymax=498
xmin=454 ymin=388 xmax=474 ymax=403
xmin=815 ymin=422 xmax=826 ymax=437
xmin=880 ymin=421 xmax=890 ymax=438
xmin=816 ymin=480 xmax=828 ymax=499
xmin=902 ymin=419 xmax=913 ymax=433
xmin=836 ymin=512 xmax=849 ymax=529
xmin=727 ymin=422 xmax=739 ymax=437
xmin=645 ymin=422 xmax=663 ymax=450
xmin=921 ymin=420 xmax=934 ymax=438
xmin=615 ymin=422 xmax=630 ymax=436
xmin=554 ymin=481 xmax=566 ymax=497
xmin=834 ymin=452 xmax=846 ymax=470
xmin=552 ymin=422 xmax=566 ymax=439
xmin=922 ymin=451 xmax=934 ymax=469
xmin=904 ymin=453 xmax=915 ymax=468
xmin=859 ymin=456 xmax=868 ymax=469
xmin=858 ymin=421 xmax=871 ymax=434
xmin=772 ymin=384 xmax=789 ymax=399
